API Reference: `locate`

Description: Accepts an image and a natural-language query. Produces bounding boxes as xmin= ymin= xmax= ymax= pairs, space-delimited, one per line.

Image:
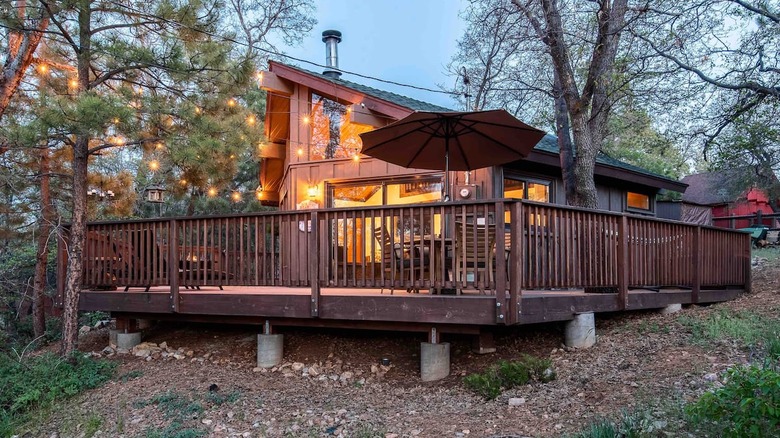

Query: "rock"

xmin=159 ymin=342 xmax=168 ymax=350
xmin=116 ymin=348 xmax=129 ymax=355
xmin=292 ymin=362 xmax=305 ymax=371
xmin=173 ymin=353 xmax=186 ymax=360
xmin=704 ymin=373 xmax=718 ymax=382
xmin=308 ymin=365 xmax=320 ymax=377
xmin=202 ymin=419 xmax=213 ymax=426
xmin=101 ymin=346 xmax=115 ymax=355
xmin=186 ymin=350 xmax=194 ymax=357
xmin=370 ymin=365 xmax=379 ymax=374
xmin=339 ymin=371 xmax=353 ymax=381
xmin=410 ymin=429 xmax=422 ymax=436
xmin=385 ymin=434 xmax=398 ymax=438
xmin=253 ymin=367 xmax=262 ymax=372
xmin=145 ymin=356 xmax=152 ymax=361
xmin=134 ymin=349 xmax=151 ymax=357
xmin=508 ymin=397 xmax=526 ymax=406
xmin=79 ymin=325 xmax=91 ymax=335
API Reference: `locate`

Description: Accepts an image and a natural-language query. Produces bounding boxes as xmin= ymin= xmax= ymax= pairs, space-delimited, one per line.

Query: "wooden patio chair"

xmin=453 ymin=221 xmax=497 ymax=294
xmin=112 ymin=229 xmax=166 ymax=292
xmin=373 ymin=226 xmax=429 ymax=294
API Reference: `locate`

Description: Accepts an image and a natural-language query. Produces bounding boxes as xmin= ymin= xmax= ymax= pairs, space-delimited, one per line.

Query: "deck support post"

xmin=421 ymin=328 xmax=450 ymax=382
xmin=471 ymin=330 xmax=496 ymax=354
xmin=257 ymin=320 xmax=283 ymax=368
xmin=564 ymin=312 xmax=596 ymax=349
xmin=660 ymin=303 xmax=682 ymax=315
xmin=115 ymin=317 xmax=142 ymax=349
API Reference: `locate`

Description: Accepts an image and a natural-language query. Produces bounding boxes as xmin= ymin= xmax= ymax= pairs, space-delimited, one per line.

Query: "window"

xmin=627 ymin=192 xmax=651 ymax=211
xmin=310 ymin=93 xmax=372 ymax=160
xmin=503 ymin=177 xmax=550 ymax=202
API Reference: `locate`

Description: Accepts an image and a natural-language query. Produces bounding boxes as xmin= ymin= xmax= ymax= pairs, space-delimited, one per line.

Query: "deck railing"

xmin=61 ymin=199 xmax=751 ymax=319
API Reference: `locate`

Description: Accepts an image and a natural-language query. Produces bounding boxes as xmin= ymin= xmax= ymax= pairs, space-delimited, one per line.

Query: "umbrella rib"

xmin=403 ymin=134 xmax=437 ymax=168
xmin=457 ymin=121 xmax=541 ymax=157
xmin=452 ymin=129 xmax=473 ymax=170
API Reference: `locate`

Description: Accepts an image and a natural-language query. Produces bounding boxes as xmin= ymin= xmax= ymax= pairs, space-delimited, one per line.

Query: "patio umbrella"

xmin=359 ymin=110 xmax=546 ymax=199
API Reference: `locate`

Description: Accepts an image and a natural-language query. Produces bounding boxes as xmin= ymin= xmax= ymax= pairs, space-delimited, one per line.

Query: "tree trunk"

xmin=60 ymin=137 xmax=88 ymax=356
xmin=553 ymin=71 xmax=577 ymax=203
xmin=0 ymin=1 xmax=48 ymax=121
xmin=568 ymin=114 xmax=599 ymax=208
xmin=60 ymin=1 xmax=91 ymax=356
xmin=32 ymin=146 xmax=52 ymax=337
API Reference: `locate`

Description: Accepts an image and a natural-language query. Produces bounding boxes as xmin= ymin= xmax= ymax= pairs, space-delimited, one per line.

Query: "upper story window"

xmin=503 ymin=177 xmax=550 ymax=202
xmin=627 ymin=192 xmax=651 ymax=211
xmin=310 ymin=93 xmax=372 ymax=160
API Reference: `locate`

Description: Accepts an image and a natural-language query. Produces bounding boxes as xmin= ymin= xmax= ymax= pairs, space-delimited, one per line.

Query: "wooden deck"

xmin=60 ymin=199 xmax=751 ymax=332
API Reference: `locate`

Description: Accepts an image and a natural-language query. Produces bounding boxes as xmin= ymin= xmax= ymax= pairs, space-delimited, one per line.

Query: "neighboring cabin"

xmin=257 ymin=59 xmax=686 ymax=217
xmin=658 ymin=170 xmax=779 ymax=228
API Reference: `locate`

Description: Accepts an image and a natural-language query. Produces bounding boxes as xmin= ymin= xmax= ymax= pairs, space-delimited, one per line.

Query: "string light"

xmin=37 ymin=64 xmax=48 ymax=75
xmin=155 ymin=142 xmax=164 ymax=149
xmin=148 ymin=160 xmax=160 ymax=171
xmin=180 ymin=179 xmax=187 ymax=185
xmin=297 ymin=148 xmax=303 ymax=156
xmin=112 ymin=118 xmax=120 ymax=124
xmin=227 ymin=98 xmax=237 ymax=107
xmin=231 ymin=191 xmax=242 ymax=202
xmin=246 ymin=114 xmax=256 ymax=125
xmin=207 ymin=187 xmax=218 ymax=197
xmin=194 ymin=106 xmax=202 ymax=114
xmin=302 ymin=114 xmax=310 ymax=124
xmin=68 ymin=78 xmax=78 ymax=89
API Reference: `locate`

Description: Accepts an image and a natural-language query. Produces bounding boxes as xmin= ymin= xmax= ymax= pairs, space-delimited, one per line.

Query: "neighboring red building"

xmin=681 ymin=170 xmax=778 ymax=228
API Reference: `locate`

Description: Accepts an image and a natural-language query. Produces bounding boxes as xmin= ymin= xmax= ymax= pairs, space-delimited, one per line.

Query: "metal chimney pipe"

xmin=322 ymin=30 xmax=342 ymax=79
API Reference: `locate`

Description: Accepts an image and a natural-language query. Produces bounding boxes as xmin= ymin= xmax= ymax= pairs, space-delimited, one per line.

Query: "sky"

xmin=274 ymin=0 xmax=468 ymax=109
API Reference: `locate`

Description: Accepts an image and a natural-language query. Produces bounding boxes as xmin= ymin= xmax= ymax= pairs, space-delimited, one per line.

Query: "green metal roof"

xmin=284 ymin=64 xmax=453 ymax=112
xmin=534 ymin=134 xmax=680 ymax=184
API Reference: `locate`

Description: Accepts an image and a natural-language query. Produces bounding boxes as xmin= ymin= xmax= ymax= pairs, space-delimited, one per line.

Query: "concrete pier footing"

xmin=116 ymin=332 xmax=142 ymax=350
xmin=420 ymin=342 xmax=450 ymax=382
xmin=565 ymin=312 xmax=596 ymax=349
xmin=660 ymin=303 xmax=682 ymax=315
xmin=109 ymin=329 xmax=119 ymax=347
xmin=257 ymin=334 xmax=284 ymax=368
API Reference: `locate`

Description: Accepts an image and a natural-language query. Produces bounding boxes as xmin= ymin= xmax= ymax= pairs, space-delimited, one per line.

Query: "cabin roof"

xmin=281 ymin=63 xmax=453 ymax=112
xmin=681 ymin=169 xmax=748 ymax=206
xmin=532 ymin=135 xmax=687 ymax=192
xmin=268 ymin=62 xmax=687 ymax=193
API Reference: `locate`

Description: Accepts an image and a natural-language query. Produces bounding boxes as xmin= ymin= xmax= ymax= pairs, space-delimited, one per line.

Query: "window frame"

xmin=625 ymin=191 xmax=654 ymax=214
xmin=327 ymin=174 xmax=444 ymax=208
xmin=502 ymin=173 xmax=552 ymax=203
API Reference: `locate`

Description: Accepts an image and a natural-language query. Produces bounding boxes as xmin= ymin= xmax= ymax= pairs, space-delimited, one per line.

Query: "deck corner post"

xmin=168 ymin=219 xmax=179 ymax=312
xmin=509 ymin=201 xmax=523 ymax=324
xmin=309 ymin=211 xmax=320 ymax=317
xmin=495 ymin=201 xmax=507 ymax=324
xmin=617 ymin=215 xmax=629 ymax=310
xmin=692 ymin=226 xmax=701 ymax=303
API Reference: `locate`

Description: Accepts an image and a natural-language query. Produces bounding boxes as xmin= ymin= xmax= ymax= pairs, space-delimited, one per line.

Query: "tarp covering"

xmin=681 ymin=203 xmax=712 ymax=225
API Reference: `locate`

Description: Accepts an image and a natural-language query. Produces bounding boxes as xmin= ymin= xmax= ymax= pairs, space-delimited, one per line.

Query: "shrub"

xmin=679 ymin=310 xmax=780 ymax=360
xmin=687 ymin=364 xmax=780 ymax=437
xmin=463 ymin=355 xmax=555 ymax=400
xmin=0 ymin=352 xmax=116 ymax=435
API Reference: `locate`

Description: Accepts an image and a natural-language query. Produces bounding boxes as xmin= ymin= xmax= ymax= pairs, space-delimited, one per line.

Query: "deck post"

xmin=167 ymin=219 xmax=179 ymax=312
xmin=309 ymin=211 xmax=320 ymax=317
xmin=471 ymin=330 xmax=496 ymax=354
xmin=115 ymin=317 xmax=141 ymax=350
xmin=692 ymin=226 xmax=701 ymax=303
xmin=257 ymin=320 xmax=283 ymax=368
xmin=744 ymin=232 xmax=753 ymax=294
xmin=495 ymin=201 xmax=507 ymax=324
xmin=509 ymin=202 xmax=523 ymax=324
xmin=617 ymin=215 xmax=629 ymax=310
xmin=421 ymin=327 xmax=450 ymax=381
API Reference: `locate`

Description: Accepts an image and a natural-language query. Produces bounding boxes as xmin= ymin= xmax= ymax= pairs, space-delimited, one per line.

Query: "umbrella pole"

xmin=444 ymin=151 xmax=450 ymax=202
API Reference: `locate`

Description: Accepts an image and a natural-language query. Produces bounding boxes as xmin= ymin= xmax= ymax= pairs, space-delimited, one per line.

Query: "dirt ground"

xmin=33 ymin=258 xmax=780 ymax=438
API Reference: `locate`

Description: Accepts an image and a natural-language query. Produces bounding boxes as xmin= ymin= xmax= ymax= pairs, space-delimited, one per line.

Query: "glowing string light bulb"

xmin=148 ymin=160 xmax=160 ymax=171
xmin=207 ymin=187 xmax=218 ymax=197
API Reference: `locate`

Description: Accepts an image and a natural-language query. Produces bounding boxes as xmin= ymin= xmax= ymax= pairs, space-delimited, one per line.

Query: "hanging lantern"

xmin=144 ymin=185 xmax=167 ymax=203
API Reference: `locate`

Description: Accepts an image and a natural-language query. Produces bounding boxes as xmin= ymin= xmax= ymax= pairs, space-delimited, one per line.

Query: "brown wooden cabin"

xmin=59 ymin=60 xmax=751 ymax=347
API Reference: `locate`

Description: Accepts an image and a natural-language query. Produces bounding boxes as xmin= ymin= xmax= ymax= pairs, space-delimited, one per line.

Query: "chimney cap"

xmin=322 ymin=29 xmax=342 ymax=42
